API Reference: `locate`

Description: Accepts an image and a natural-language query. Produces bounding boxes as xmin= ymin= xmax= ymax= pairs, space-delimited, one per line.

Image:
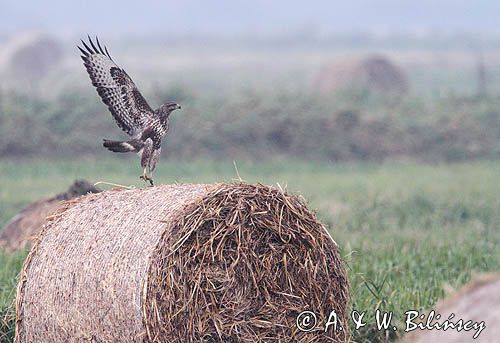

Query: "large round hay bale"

xmin=0 ymin=180 xmax=101 ymax=251
xmin=314 ymin=55 xmax=409 ymax=96
xmin=400 ymin=274 xmax=500 ymax=342
xmin=16 ymin=183 xmax=349 ymax=342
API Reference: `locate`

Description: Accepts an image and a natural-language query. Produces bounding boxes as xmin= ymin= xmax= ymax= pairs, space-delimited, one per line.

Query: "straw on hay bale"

xmin=314 ymin=55 xmax=409 ymax=96
xmin=0 ymin=180 xmax=101 ymax=251
xmin=16 ymin=183 xmax=349 ymax=342
xmin=400 ymin=274 xmax=500 ymax=343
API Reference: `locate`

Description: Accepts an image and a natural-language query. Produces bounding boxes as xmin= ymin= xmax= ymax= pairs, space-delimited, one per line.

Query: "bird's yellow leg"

xmin=140 ymin=167 xmax=149 ymax=181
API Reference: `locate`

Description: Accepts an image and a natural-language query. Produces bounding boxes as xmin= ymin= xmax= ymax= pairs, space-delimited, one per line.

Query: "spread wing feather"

xmin=78 ymin=36 xmax=155 ymax=136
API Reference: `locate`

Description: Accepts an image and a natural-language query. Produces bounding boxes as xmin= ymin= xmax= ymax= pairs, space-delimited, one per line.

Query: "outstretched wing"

xmin=78 ymin=36 xmax=155 ymax=136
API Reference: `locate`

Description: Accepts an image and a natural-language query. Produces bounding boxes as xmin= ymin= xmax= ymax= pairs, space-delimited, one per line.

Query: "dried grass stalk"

xmin=16 ymin=183 xmax=349 ymax=342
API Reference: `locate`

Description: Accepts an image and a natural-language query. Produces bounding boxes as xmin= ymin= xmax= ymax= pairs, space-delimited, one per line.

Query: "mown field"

xmin=1 ymin=158 xmax=499 ymax=342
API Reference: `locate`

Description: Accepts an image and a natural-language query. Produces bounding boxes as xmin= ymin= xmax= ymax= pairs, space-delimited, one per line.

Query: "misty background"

xmin=2 ymin=1 xmax=500 ymax=35
xmin=0 ymin=0 xmax=499 ymax=161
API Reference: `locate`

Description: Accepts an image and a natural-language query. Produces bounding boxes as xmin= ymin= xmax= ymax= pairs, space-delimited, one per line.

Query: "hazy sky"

xmin=1 ymin=0 xmax=499 ymax=36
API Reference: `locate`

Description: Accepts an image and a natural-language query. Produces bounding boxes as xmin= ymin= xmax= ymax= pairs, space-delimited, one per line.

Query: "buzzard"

xmin=78 ymin=36 xmax=180 ymax=186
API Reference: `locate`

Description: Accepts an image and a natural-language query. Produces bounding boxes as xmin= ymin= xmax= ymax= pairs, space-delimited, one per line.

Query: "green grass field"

xmin=1 ymin=158 xmax=499 ymax=342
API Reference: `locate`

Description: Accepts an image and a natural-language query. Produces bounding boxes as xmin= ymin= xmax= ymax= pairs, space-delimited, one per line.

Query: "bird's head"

xmin=158 ymin=102 xmax=181 ymax=117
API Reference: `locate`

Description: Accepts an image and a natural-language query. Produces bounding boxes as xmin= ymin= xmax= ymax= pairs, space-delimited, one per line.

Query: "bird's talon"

xmin=140 ymin=174 xmax=154 ymax=186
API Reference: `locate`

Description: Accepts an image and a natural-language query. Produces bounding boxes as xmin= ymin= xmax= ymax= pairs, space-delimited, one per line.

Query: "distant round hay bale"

xmin=314 ymin=55 xmax=409 ymax=96
xmin=0 ymin=32 xmax=63 ymax=86
xmin=400 ymin=274 xmax=500 ymax=343
xmin=0 ymin=180 xmax=101 ymax=251
xmin=15 ymin=183 xmax=349 ymax=342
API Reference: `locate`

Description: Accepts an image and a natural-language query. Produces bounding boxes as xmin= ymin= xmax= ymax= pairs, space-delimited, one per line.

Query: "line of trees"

xmin=0 ymin=88 xmax=499 ymax=161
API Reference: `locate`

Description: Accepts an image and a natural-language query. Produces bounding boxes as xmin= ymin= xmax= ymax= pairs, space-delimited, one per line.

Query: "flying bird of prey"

xmin=78 ymin=36 xmax=181 ymax=186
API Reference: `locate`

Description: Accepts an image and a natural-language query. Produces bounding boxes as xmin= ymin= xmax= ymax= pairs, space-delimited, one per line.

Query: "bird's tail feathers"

xmin=103 ymin=139 xmax=140 ymax=153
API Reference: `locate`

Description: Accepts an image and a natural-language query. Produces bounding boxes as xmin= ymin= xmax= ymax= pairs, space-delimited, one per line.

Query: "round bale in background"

xmin=0 ymin=32 xmax=63 ymax=88
xmin=16 ymin=183 xmax=349 ymax=342
xmin=314 ymin=55 xmax=409 ymax=96
xmin=0 ymin=180 xmax=101 ymax=251
xmin=400 ymin=274 xmax=500 ymax=343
